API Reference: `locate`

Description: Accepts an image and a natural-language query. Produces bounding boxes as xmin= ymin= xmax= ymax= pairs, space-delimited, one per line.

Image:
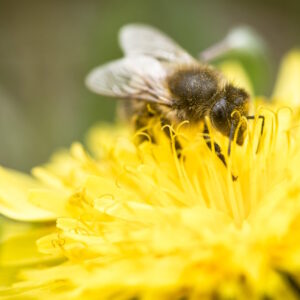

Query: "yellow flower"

xmin=1 ymin=51 xmax=300 ymax=299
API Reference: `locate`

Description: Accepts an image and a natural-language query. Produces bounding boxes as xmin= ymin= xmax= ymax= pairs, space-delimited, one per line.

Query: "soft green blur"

xmin=0 ymin=0 xmax=299 ymax=171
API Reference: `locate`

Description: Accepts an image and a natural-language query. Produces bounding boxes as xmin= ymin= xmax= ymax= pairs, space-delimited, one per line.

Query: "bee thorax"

xmin=167 ymin=66 xmax=219 ymax=123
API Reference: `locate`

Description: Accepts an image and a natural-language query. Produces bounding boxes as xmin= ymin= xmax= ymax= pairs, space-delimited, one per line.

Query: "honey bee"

xmin=86 ymin=24 xmax=262 ymax=171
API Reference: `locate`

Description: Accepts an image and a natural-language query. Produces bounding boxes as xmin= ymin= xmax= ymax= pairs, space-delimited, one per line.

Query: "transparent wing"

xmin=85 ymin=56 xmax=173 ymax=105
xmin=119 ymin=24 xmax=195 ymax=63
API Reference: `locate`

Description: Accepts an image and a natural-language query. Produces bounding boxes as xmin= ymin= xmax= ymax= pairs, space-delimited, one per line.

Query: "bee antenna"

xmin=247 ymin=115 xmax=265 ymax=153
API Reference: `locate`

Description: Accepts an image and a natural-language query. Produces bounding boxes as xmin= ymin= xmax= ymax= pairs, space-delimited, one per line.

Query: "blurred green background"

xmin=0 ymin=0 xmax=299 ymax=171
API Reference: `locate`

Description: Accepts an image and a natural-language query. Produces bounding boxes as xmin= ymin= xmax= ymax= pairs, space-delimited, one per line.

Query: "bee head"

xmin=210 ymin=84 xmax=250 ymax=145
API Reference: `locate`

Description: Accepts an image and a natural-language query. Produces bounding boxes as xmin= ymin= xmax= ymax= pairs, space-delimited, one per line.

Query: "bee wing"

xmin=119 ymin=24 xmax=195 ymax=63
xmin=86 ymin=56 xmax=173 ymax=106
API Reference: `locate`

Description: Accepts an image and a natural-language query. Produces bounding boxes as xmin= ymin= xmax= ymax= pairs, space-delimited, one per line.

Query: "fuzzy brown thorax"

xmin=167 ymin=65 xmax=222 ymax=123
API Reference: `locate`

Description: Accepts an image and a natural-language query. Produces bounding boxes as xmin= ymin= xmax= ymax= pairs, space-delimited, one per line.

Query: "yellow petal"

xmin=0 ymin=218 xmax=60 ymax=287
xmin=272 ymin=50 xmax=300 ymax=106
xmin=0 ymin=221 xmax=59 ymax=267
xmin=0 ymin=167 xmax=55 ymax=222
xmin=28 ymin=189 xmax=70 ymax=217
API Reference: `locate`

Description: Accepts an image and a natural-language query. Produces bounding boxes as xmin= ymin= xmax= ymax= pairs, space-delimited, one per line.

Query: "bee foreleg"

xmin=203 ymin=124 xmax=237 ymax=181
xmin=203 ymin=124 xmax=227 ymax=167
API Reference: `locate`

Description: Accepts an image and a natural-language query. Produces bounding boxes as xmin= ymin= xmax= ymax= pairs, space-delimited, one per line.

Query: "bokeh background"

xmin=0 ymin=0 xmax=299 ymax=171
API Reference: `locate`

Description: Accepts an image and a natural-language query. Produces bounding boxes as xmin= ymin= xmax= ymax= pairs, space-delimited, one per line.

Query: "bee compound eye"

xmin=214 ymin=106 xmax=225 ymax=120
xmin=211 ymin=99 xmax=227 ymax=124
xmin=210 ymin=99 xmax=232 ymax=136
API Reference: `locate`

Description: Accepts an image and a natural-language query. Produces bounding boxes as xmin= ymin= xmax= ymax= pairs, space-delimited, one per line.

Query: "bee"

xmin=86 ymin=24 xmax=262 ymax=171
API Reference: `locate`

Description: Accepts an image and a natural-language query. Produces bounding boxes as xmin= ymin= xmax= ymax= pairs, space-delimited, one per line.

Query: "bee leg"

xmin=203 ymin=124 xmax=237 ymax=181
xmin=160 ymin=118 xmax=182 ymax=157
xmin=276 ymin=270 xmax=300 ymax=297
xmin=203 ymin=124 xmax=227 ymax=166
xmin=247 ymin=115 xmax=265 ymax=153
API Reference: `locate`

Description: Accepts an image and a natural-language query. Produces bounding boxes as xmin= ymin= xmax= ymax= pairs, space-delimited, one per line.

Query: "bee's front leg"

xmin=203 ymin=124 xmax=237 ymax=181
xmin=203 ymin=124 xmax=226 ymax=166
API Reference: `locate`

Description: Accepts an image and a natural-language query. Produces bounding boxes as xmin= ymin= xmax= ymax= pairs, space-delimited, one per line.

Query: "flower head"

xmin=1 ymin=51 xmax=300 ymax=299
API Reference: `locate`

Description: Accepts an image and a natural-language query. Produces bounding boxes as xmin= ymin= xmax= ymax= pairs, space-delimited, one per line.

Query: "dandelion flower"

xmin=1 ymin=51 xmax=300 ymax=299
